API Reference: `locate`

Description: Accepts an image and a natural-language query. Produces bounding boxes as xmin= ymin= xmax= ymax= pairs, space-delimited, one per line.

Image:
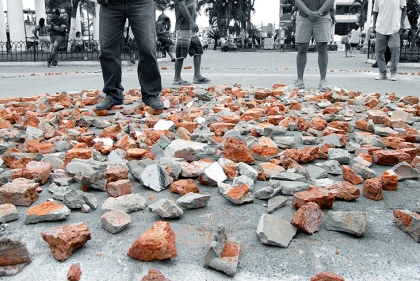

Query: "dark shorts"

xmin=175 ymin=30 xmax=203 ymax=59
xmin=350 ymin=43 xmax=358 ymax=48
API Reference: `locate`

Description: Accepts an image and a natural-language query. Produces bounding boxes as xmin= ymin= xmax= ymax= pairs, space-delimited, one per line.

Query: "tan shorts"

xmin=295 ymin=14 xmax=331 ymax=43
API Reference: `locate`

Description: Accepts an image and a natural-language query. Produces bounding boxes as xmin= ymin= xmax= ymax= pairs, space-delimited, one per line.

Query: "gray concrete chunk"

xmin=102 ymin=193 xmax=147 ymax=213
xmin=267 ymin=196 xmax=287 ymax=214
xmin=101 ymin=209 xmax=131 ymax=234
xmin=256 ymin=214 xmax=297 ymax=247
xmin=140 ymin=164 xmax=173 ymax=192
xmin=326 ymin=211 xmax=367 ymax=237
xmin=177 ymin=193 xmax=211 ymax=209
xmin=149 ymin=198 xmax=183 ymax=218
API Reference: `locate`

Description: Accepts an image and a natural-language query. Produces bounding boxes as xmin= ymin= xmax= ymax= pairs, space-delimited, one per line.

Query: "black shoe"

xmin=50 ymin=61 xmax=58 ymax=67
xmin=143 ymin=96 xmax=164 ymax=110
xmin=47 ymin=60 xmax=52 ymax=67
xmin=372 ymin=62 xmax=378 ymax=68
xmin=96 ymin=97 xmax=123 ymax=110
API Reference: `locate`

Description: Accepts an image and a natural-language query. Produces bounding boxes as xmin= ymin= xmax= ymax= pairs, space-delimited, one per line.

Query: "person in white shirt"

xmin=349 ymin=24 xmax=361 ymax=57
xmin=373 ymin=0 xmax=407 ymax=81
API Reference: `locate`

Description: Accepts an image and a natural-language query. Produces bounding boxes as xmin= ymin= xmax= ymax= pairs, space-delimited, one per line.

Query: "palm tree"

xmin=197 ymin=0 xmax=255 ymax=37
xmin=207 ymin=28 xmax=222 ymax=50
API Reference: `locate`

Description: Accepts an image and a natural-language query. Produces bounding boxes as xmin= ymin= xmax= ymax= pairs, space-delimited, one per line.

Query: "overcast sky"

xmin=9 ymin=0 xmax=280 ymax=29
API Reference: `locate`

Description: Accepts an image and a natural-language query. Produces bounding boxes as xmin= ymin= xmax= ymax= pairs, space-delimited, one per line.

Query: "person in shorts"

xmin=350 ymin=24 xmax=361 ymax=57
xmin=173 ymin=0 xmax=210 ymax=85
xmin=292 ymin=0 xmax=334 ymax=91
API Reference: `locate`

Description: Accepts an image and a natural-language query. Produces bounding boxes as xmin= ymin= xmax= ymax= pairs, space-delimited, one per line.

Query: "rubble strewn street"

xmin=0 ymin=51 xmax=420 ymax=280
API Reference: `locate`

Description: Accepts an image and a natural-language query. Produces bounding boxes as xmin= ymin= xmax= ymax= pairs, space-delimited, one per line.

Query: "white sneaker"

xmin=292 ymin=79 xmax=305 ymax=89
xmin=390 ymin=74 xmax=397 ymax=81
xmin=375 ymin=75 xmax=387 ymax=80
xmin=319 ymin=80 xmax=331 ymax=92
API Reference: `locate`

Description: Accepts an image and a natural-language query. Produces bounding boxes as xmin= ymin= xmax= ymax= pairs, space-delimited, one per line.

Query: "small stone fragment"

xmin=149 ymin=199 xmax=183 ymax=218
xmin=362 ymin=178 xmax=383 ymax=201
xmin=256 ymin=214 xmax=297 ymax=247
xmin=393 ymin=209 xmax=420 ymax=242
xmin=292 ymin=186 xmax=335 ymax=209
xmin=101 ymin=209 xmax=131 ymax=234
xmin=176 ymin=193 xmax=211 ymax=209
xmin=310 ymin=271 xmax=345 ymax=281
xmin=25 ymin=201 xmax=71 ymax=224
xmin=141 ymin=269 xmax=171 ymax=281
xmin=102 ymin=193 xmax=148 ymax=213
xmin=380 ymin=170 xmax=399 ymax=190
xmin=0 ymin=204 xmax=18 ymax=223
xmin=267 ymin=196 xmax=287 ymax=213
xmin=67 ymin=263 xmax=82 ymax=281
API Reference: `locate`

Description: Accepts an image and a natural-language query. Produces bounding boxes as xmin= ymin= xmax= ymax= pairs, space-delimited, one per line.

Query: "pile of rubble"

xmin=0 ymin=83 xmax=420 ymax=280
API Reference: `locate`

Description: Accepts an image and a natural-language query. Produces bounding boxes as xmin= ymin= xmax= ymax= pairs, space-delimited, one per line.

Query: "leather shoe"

xmin=96 ymin=97 xmax=123 ymax=110
xmin=143 ymin=96 xmax=164 ymax=110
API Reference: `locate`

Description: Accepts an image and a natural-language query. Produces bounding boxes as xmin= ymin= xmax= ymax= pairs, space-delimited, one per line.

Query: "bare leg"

xmin=316 ymin=42 xmax=328 ymax=81
xmin=173 ymin=58 xmax=189 ymax=84
xmin=296 ymin=43 xmax=309 ymax=81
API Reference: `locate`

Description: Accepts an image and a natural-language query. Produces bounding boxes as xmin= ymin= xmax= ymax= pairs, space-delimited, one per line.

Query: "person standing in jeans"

xmin=96 ymin=0 xmax=163 ymax=110
xmin=373 ymin=0 xmax=407 ymax=81
xmin=48 ymin=9 xmax=67 ymax=67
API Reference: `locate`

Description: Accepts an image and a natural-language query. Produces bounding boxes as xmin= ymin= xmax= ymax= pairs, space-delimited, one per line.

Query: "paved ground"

xmin=1 ymin=50 xmax=420 ymax=281
xmin=1 ymin=50 xmax=419 ymax=98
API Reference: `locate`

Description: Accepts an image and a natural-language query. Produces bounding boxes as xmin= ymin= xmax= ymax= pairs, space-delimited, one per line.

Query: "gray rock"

xmin=204 ymin=225 xmax=239 ymax=276
xmin=101 ymin=209 xmax=131 ymax=234
xmin=393 ymin=209 xmax=420 ymax=242
xmin=321 ymin=134 xmax=343 ymax=147
xmin=373 ymin=126 xmax=398 ymax=137
xmin=81 ymin=204 xmax=91 ymax=213
xmin=237 ymin=162 xmax=258 ymax=180
xmin=0 ymin=204 xmax=18 ymax=223
xmin=47 ymin=183 xmax=72 ymax=201
xmin=318 ymin=160 xmax=342 ymax=175
xmin=232 ymin=175 xmax=254 ymax=190
xmin=108 ymin=149 xmax=126 ymax=162
xmin=345 ymin=142 xmax=360 ymax=153
xmin=272 ymin=136 xmax=296 ymax=149
xmin=151 ymin=144 xmax=166 ymax=159
xmin=66 ymin=158 xmax=107 ymax=191
xmin=102 ymin=193 xmax=148 ymax=213
xmin=195 ymin=89 xmax=213 ymax=101
xmin=392 ymin=109 xmax=413 ymax=123
xmin=50 ymin=169 xmax=74 ymax=186
xmin=54 ymin=140 xmax=69 ymax=152
xmin=41 ymin=155 xmax=65 ymax=171
xmin=218 ymin=182 xmax=253 ymax=205
xmin=391 ymin=161 xmax=419 ymax=180
xmin=82 ymin=193 xmax=98 ymax=210
xmin=307 ymin=165 xmax=327 ymax=180
xmin=416 ymin=199 xmax=420 ymax=213
xmin=177 ymin=193 xmax=211 ymax=209
xmin=313 ymin=178 xmax=335 ymax=188
xmin=271 ymin=171 xmax=306 ymax=182
xmin=254 ymin=186 xmax=280 ymax=200
xmin=203 ymin=162 xmax=227 ymax=183
xmin=164 ymin=139 xmax=209 ymax=157
xmin=328 ymin=148 xmax=350 ymax=164
xmin=256 ymin=214 xmax=297 ymax=247
xmin=24 ymin=201 xmax=71 ymax=224
xmin=63 ymin=190 xmax=85 ymax=209
xmin=353 ymin=155 xmax=372 ymax=167
xmin=326 ymin=211 xmax=367 ymax=237
xmin=149 ymin=198 xmax=183 ymax=218
xmin=25 ymin=126 xmax=44 ymax=138
xmin=92 ymin=118 xmax=111 ymax=129
xmin=140 ymin=164 xmax=173 ymax=192
xmin=352 ymin=163 xmax=377 ymax=179
xmin=0 ymin=225 xmax=31 ymax=276
xmin=353 ymin=133 xmax=386 ymax=149
xmin=276 ymin=181 xmax=309 ymax=196
xmin=267 ymin=196 xmax=287 ymax=213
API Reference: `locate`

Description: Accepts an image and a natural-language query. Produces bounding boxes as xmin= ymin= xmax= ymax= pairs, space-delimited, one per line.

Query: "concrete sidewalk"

xmin=1 ymin=50 xmax=419 ymax=98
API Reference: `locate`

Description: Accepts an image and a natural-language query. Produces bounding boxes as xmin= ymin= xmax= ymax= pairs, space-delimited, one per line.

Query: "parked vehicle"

xmin=221 ymin=40 xmax=237 ymax=52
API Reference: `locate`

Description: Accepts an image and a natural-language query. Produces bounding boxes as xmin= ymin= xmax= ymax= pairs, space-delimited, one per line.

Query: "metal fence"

xmin=367 ymin=38 xmax=420 ymax=63
xmin=0 ymin=39 xmax=165 ymax=63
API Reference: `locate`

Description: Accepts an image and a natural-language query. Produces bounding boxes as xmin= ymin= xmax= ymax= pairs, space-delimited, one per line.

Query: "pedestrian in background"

xmin=156 ymin=16 xmax=176 ymax=62
xmin=292 ymin=0 xmax=334 ymax=92
xmin=96 ymin=0 xmax=163 ymax=111
xmin=349 ymin=24 xmax=361 ymax=57
xmin=32 ymin=18 xmax=50 ymax=51
xmin=172 ymin=0 xmax=210 ymax=85
xmin=47 ymin=9 xmax=67 ymax=67
xmin=341 ymin=29 xmax=351 ymax=57
xmin=373 ymin=0 xmax=407 ymax=81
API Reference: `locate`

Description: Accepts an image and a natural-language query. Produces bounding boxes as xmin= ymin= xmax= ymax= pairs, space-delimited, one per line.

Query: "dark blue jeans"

xmin=48 ymin=35 xmax=64 ymax=62
xmin=99 ymin=0 xmax=162 ymax=103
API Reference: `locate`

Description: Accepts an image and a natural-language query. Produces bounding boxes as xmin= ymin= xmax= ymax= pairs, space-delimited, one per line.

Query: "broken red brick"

xmin=362 ymin=178 xmax=383 ymax=201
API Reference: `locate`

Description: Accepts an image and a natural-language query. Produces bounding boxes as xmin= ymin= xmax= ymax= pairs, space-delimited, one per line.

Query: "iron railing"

xmin=367 ymin=38 xmax=420 ymax=63
xmin=0 ymin=39 xmax=165 ymax=62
